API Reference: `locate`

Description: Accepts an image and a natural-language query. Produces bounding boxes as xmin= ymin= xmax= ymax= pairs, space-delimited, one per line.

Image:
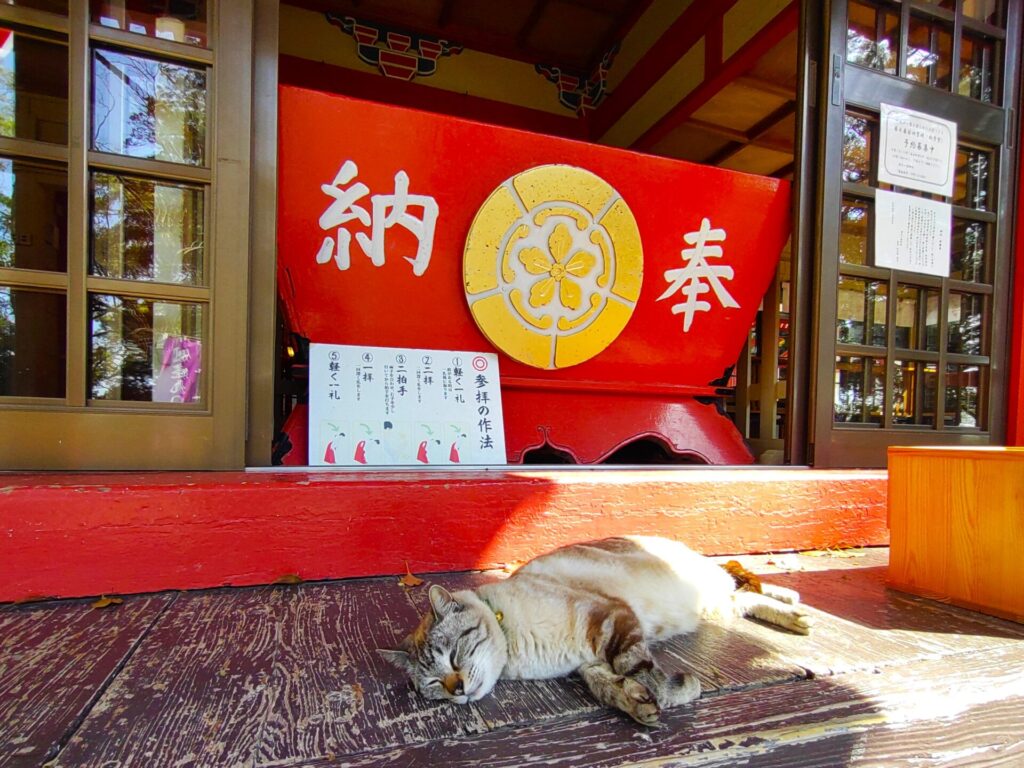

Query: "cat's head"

xmin=378 ymin=584 xmax=507 ymax=704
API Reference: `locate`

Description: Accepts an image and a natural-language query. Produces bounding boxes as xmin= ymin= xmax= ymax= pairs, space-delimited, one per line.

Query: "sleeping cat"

xmin=379 ymin=536 xmax=812 ymax=725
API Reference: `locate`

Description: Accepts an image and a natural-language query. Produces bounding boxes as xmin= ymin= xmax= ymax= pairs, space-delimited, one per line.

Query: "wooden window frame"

xmin=809 ymin=0 xmax=1020 ymax=467
xmin=0 ymin=2 xmax=253 ymax=469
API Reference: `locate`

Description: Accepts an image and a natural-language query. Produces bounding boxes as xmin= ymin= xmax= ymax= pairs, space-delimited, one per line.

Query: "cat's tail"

xmin=719 ymin=561 xmax=814 ymax=635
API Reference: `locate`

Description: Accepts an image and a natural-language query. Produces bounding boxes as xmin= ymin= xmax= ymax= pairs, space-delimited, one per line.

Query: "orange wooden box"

xmin=888 ymin=446 xmax=1024 ymax=623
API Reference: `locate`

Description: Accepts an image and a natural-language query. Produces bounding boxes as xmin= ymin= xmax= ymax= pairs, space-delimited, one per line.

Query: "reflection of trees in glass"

xmin=0 ymin=159 xmax=13 ymax=269
xmin=842 ymin=116 xmax=870 ymax=183
xmin=92 ymin=173 xmax=203 ymax=283
xmin=847 ymin=22 xmax=895 ymax=73
xmin=90 ymin=295 xmax=201 ymax=401
xmin=966 ymin=152 xmax=988 ymax=209
xmin=834 ymin=358 xmax=865 ymax=422
xmin=90 ymin=295 xmax=155 ymax=400
xmin=0 ymin=287 xmax=14 ymax=394
xmin=92 ymin=50 xmax=206 ymax=165
xmin=947 ymin=295 xmax=983 ymax=355
xmin=0 ymin=49 xmax=15 ymax=139
xmin=953 ymin=221 xmax=985 ymax=281
xmin=959 ymin=37 xmax=994 ymax=102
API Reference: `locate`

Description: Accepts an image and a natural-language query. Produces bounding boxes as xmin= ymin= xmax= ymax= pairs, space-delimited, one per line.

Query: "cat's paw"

xmin=662 ymin=671 xmax=701 ymax=707
xmin=621 ymin=676 xmax=661 ymax=726
xmin=784 ymin=608 xmax=815 ymax=635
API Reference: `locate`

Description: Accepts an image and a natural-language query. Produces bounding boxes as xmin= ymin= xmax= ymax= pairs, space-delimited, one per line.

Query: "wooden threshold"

xmin=0 ymin=468 xmax=887 ymax=602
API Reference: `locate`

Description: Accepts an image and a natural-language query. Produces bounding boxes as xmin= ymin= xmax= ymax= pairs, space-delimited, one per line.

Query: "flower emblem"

xmin=518 ymin=222 xmax=597 ymax=311
xmin=463 ymin=164 xmax=642 ymax=370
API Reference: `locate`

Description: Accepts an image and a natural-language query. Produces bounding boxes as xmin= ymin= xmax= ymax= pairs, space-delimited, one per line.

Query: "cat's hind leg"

xmin=759 ymin=582 xmax=800 ymax=605
xmin=733 ymin=590 xmax=814 ymax=635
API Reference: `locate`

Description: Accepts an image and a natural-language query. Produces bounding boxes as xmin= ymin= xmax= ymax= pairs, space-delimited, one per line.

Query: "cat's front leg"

xmin=578 ymin=661 xmax=661 ymax=726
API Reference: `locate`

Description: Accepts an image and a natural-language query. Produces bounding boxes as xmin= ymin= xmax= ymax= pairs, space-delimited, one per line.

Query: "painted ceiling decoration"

xmin=325 ymin=13 xmax=463 ymax=82
xmin=535 ymin=44 xmax=619 ymax=117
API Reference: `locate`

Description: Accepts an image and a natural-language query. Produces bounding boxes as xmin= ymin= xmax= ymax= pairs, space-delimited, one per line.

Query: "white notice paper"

xmin=309 ymin=343 xmax=506 ymax=466
xmin=878 ymin=103 xmax=957 ymax=197
xmin=874 ymin=189 xmax=951 ymax=278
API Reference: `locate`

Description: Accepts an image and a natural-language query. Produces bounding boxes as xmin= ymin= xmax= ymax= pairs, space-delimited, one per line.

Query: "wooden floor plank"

xmin=285 ymin=644 xmax=1024 ymax=768
xmin=734 ymin=551 xmax=1024 ymax=679
xmin=0 ymin=595 xmax=172 ymax=768
xmin=29 ymin=550 xmax=1024 ymax=768
xmin=255 ymin=574 xmax=603 ymax=765
xmin=255 ymin=577 xmax=494 ymax=764
xmin=51 ymin=588 xmax=288 ymax=768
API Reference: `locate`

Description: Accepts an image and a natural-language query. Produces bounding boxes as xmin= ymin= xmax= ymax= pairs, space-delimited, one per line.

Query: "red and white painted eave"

xmin=0 ymin=467 xmax=887 ymax=603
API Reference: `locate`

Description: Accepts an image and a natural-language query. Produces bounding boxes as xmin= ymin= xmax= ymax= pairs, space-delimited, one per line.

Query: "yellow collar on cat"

xmin=481 ymin=597 xmax=503 ymax=624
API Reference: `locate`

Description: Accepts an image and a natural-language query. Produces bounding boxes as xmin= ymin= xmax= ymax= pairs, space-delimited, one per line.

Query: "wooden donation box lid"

xmin=888 ymin=446 xmax=1024 ymax=623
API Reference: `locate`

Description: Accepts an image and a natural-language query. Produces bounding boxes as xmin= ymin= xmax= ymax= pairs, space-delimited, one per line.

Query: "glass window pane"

xmin=0 ymin=158 xmax=68 ymax=272
xmin=837 ymin=277 xmax=888 ymax=346
xmin=847 ymin=0 xmax=898 ymax=74
xmin=947 ymin=292 xmax=985 ymax=355
xmin=843 ymin=114 xmax=873 ymax=183
xmin=896 ymin=285 xmax=940 ymax=350
xmin=959 ymin=35 xmax=996 ymax=103
xmin=91 ymin=173 xmax=204 ymax=285
xmin=90 ymin=294 xmax=203 ymax=403
xmin=892 ymin=359 xmax=937 ymax=427
xmin=963 ymin=0 xmax=1001 ymax=26
xmin=945 ymin=363 xmax=985 ymax=428
xmin=0 ymin=286 xmax=65 ymax=397
xmin=91 ymin=0 xmax=208 ymax=47
xmin=906 ymin=16 xmax=953 ymax=89
xmin=0 ymin=29 xmax=68 ymax=145
xmin=91 ymin=49 xmax=207 ymax=166
xmin=953 ymin=148 xmax=990 ymax=210
xmin=840 ymin=200 xmax=869 ymax=265
xmin=951 ymin=220 xmax=987 ymax=283
xmin=834 ymin=355 xmax=885 ymax=424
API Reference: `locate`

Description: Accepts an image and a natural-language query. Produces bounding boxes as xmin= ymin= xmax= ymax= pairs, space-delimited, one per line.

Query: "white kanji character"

xmin=316 ymin=160 xmax=371 ymax=271
xmin=315 ymin=163 xmax=438 ymax=277
xmin=657 ymin=217 xmax=739 ymax=332
xmin=356 ymin=171 xmax=439 ymax=277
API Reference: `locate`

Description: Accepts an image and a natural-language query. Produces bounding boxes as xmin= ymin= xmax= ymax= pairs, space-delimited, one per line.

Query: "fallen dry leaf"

xmin=398 ymin=561 xmax=424 ymax=588
xmin=273 ymin=574 xmax=303 ymax=585
xmin=91 ymin=596 xmax=124 ymax=609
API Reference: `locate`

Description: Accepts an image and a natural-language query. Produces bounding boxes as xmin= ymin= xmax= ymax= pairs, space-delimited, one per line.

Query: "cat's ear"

xmin=377 ymin=648 xmax=413 ymax=672
xmin=428 ymin=584 xmax=458 ymax=618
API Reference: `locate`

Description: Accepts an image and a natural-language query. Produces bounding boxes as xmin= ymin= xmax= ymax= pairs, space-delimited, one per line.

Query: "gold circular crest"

xmin=463 ymin=165 xmax=643 ymax=369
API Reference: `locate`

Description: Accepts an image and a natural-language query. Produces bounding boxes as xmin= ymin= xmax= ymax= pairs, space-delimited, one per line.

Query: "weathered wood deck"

xmin=3 ymin=548 xmax=1023 ymax=767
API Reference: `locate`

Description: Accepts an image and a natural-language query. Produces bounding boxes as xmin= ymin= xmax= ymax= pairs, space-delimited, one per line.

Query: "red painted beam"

xmin=0 ymin=469 xmax=887 ymax=603
xmin=632 ymin=2 xmax=799 ymax=152
xmin=278 ymin=54 xmax=588 ymax=140
xmin=589 ymin=0 xmax=740 ymax=140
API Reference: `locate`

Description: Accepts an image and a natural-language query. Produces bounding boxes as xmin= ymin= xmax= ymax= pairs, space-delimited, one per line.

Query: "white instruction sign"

xmin=309 ymin=343 xmax=506 ymax=466
xmin=878 ymin=103 xmax=957 ymax=197
xmin=874 ymin=188 xmax=951 ymax=277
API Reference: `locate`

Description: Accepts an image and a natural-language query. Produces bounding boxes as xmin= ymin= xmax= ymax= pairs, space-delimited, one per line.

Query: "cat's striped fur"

xmin=379 ymin=536 xmax=812 ymax=725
